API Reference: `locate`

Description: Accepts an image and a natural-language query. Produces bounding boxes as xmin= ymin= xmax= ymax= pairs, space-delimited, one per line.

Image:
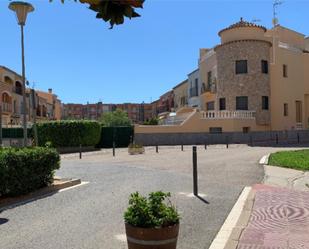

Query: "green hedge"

xmin=0 ymin=147 xmax=60 ymax=197
xmin=36 ymin=121 xmax=101 ymax=147
xmin=97 ymin=126 xmax=134 ymax=148
xmin=2 ymin=128 xmax=32 ymax=139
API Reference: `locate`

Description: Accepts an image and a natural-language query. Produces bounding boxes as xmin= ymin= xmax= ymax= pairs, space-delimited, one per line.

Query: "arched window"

xmin=4 ymin=76 xmax=13 ymax=84
xmin=15 ymin=81 xmax=23 ymax=95
xmin=2 ymin=92 xmax=11 ymax=103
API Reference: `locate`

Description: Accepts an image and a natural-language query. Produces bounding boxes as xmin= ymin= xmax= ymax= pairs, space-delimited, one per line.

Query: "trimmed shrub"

xmin=2 ymin=128 xmax=32 ymax=139
xmin=97 ymin=126 xmax=134 ymax=148
xmin=0 ymin=147 xmax=60 ymax=197
xmin=36 ymin=121 xmax=101 ymax=147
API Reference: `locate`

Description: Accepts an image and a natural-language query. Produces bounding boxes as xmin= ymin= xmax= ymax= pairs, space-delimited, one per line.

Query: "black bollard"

xmin=193 ymin=146 xmax=198 ymax=196
xmin=226 ymin=136 xmax=229 ymax=149
xmin=204 ymin=143 xmax=207 ymax=150
xmin=156 ymin=145 xmax=158 ymax=153
xmin=113 ymin=141 xmax=115 ymax=157
xmin=79 ymin=144 xmax=82 ymax=159
xmin=181 ymin=144 xmax=184 ymax=151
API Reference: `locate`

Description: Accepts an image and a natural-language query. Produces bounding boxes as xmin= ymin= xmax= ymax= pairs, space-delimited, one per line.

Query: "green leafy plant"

xmin=37 ymin=121 xmax=101 ymax=147
xmin=143 ymin=117 xmax=159 ymax=125
xmin=0 ymin=147 xmax=60 ymax=197
xmin=50 ymin=0 xmax=145 ymax=28
xmin=100 ymin=109 xmax=132 ymax=127
xmin=124 ymin=191 xmax=180 ymax=228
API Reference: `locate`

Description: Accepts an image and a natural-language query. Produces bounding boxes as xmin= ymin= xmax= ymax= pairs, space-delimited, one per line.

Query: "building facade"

xmin=62 ymin=102 xmax=154 ymax=124
xmin=136 ymin=18 xmax=309 ymax=134
xmin=173 ymin=80 xmax=188 ymax=111
xmin=0 ymin=66 xmax=61 ymax=126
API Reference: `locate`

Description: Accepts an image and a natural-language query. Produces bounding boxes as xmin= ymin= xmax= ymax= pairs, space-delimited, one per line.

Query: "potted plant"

xmin=128 ymin=143 xmax=145 ymax=155
xmin=124 ymin=191 xmax=180 ymax=249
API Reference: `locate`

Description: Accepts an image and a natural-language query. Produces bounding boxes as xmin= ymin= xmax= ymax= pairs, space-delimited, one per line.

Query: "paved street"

xmin=0 ymin=145 xmax=307 ymax=249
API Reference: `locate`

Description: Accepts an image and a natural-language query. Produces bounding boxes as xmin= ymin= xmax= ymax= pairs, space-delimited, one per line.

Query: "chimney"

xmin=48 ymin=88 xmax=52 ymax=94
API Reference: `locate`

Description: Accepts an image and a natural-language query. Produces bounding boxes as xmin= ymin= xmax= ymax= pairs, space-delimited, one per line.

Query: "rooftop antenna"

xmin=273 ymin=0 xmax=283 ymax=27
xmin=272 ymin=0 xmax=284 ymax=64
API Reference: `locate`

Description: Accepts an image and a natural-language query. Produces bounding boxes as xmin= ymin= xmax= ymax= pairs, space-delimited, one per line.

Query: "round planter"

xmin=128 ymin=147 xmax=145 ymax=155
xmin=125 ymin=223 xmax=179 ymax=249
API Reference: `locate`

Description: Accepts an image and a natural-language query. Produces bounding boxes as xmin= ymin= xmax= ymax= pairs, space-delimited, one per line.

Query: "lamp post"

xmin=9 ymin=1 xmax=34 ymax=147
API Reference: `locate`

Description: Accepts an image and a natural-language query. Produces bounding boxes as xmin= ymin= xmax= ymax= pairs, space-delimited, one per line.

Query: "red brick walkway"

xmin=237 ymin=185 xmax=309 ymax=249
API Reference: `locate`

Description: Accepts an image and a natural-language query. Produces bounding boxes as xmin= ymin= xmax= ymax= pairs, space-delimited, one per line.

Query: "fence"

xmin=134 ymin=130 xmax=309 ymax=146
xmin=96 ymin=126 xmax=134 ymax=148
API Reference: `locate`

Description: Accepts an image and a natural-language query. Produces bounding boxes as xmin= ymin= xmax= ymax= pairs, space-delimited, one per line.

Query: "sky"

xmin=0 ymin=0 xmax=309 ymax=104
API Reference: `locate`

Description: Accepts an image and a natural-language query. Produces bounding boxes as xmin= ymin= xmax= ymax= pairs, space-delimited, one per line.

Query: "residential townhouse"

xmin=0 ymin=66 xmax=61 ymax=126
xmin=173 ymin=80 xmax=188 ymax=111
xmin=136 ymin=18 xmax=309 ymax=134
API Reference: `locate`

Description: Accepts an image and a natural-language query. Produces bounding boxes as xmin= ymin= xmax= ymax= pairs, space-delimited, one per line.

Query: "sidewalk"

xmin=210 ymin=163 xmax=309 ymax=249
xmin=237 ymin=184 xmax=309 ymax=248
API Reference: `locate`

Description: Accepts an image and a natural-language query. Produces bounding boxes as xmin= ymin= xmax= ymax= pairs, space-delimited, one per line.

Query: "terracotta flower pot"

xmin=125 ymin=223 xmax=179 ymax=249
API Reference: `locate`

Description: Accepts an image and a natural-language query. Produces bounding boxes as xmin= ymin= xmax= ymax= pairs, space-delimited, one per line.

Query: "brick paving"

xmin=237 ymin=185 xmax=309 ymax=249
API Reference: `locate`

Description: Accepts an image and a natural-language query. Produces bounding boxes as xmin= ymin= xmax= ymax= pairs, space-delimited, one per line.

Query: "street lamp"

xmin=9 ymin=1 xmax=34 ymax=147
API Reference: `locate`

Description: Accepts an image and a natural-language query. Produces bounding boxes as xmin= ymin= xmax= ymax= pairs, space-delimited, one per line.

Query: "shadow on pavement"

xmin=196 ymin=195 xmax=209 ymax=204
xmin=0 ymin=218 xmax=9 ymax=225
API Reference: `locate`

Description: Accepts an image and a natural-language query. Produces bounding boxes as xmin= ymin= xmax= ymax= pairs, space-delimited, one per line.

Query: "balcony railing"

xmin=2 ymin=102 xmax=12 ymax=113
xmin=201 ymin=110 xmax=256 ymax=119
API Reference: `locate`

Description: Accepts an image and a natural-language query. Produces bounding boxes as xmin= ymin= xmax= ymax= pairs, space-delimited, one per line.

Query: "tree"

xmin=51 ymin=0 xmax=145 ymax=28
xmin=100 ymin=109 xmax=132 ymax=126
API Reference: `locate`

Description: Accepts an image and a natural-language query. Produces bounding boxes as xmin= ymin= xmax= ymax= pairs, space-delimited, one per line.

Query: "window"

xmin=207 ymin=71 xmax=212 ymax=85
xmin=284 ymin=103 xmax=288 ymax=116
xmin=206 ymin=101 xmax=214 ymax=111
xmin=236 ymin=96 xmax=248 ymax=110
xmin=236 ymin=60 xmax=248 ymax=74
xmin=262 ymin=96 xmax=269 ymax=110
xmin=283 ymin=64 xmax=288 ymax=78
xmin=15 ymin=81 xmax=23 ymax=95
xmin=243 ymin=127 xmax=250 ymax=133
xmin=209 ymin=127 xmax=222 ymax=134
xmin=219 ymin=98 xmax=226 ymax=110
xmin=261 ymin=60 xmax=268 ymax=74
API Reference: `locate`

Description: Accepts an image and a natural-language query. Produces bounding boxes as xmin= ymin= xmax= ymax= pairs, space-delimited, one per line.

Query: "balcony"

xmin=2 ymin=102 xmax=12 ymax=113
xmin=201 ymin=110 xmax=256 ymax=119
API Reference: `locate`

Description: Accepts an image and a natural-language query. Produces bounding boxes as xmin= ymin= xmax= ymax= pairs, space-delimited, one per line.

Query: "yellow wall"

xmin=136 ymin=111 xmax=269 ymax=133
xmin=220 ymin=27 xmax=267 ymax=44
xmin=173 ymin=81 xmax=188 ymax=110
xmin=269 ymin=27 xmax=308 ymax=131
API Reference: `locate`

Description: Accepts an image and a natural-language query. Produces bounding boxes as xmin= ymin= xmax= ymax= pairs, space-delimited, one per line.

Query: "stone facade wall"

xmin=215 ymin=40 xmax=271 ymax=125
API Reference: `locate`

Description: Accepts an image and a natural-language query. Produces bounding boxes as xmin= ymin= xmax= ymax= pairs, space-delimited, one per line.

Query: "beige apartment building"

xmin=0 ymin=66 xmax=62 ymax=126
xmin=173 ymin=80 xmax=188 ymax=110
xmin=136 ymin=18 xmax=309 ymax=134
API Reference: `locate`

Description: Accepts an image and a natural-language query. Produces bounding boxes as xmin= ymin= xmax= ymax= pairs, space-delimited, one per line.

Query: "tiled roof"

xmin=219 ymin=18 xmax=267 ymax=36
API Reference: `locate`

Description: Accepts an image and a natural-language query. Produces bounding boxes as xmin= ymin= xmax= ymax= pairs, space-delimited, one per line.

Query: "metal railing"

xmin=201 ymin=110 xmax=256 ymax=119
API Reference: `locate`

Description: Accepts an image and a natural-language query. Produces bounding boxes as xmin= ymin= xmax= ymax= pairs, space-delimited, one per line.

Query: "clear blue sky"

xmin=0 ymin=0 xmax=308 ymax=104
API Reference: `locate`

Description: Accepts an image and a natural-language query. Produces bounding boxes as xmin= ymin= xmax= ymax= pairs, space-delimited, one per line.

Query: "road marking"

xmin=115 ymin=234 xmax=127 ymax=242
xmin=58 ymin=181 xmax=89 ymax=192
xmin=259 ymin=154 xmax=270 ymax=165
xmin=177 ymin=192 xmax=207 ymax=198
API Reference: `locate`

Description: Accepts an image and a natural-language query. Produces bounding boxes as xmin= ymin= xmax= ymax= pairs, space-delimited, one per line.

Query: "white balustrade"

xmin=201 ymin=110 xmax=256 ymax=119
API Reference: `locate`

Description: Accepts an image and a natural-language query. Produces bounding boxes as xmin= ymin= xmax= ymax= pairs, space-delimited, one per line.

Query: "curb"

xmin=209 ymin=186 xmax=255 ymax=249
xmin=259 ymin=154 xmax=270 ymax=165
xmin=0 ymin=178 xmax=81 ymax=211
